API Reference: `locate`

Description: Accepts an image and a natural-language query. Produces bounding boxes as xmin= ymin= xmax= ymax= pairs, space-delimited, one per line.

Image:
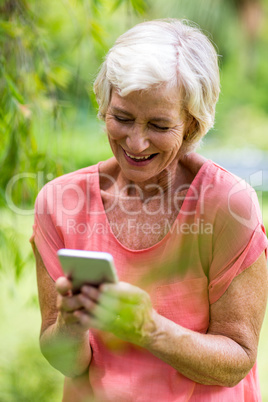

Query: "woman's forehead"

xmin=109 ymin=86 xmax=183 ymax=119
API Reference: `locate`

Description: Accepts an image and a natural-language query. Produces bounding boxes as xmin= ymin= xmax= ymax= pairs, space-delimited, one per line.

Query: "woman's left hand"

xmin=74 ymin=282 xmax=157 ymax=347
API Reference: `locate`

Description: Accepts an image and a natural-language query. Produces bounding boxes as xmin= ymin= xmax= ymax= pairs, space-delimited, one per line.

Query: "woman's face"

xmin=105 ymin=86 xmax=186 ymax=183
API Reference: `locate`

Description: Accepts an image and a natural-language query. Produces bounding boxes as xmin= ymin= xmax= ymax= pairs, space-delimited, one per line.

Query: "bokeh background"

xmin=1 ymin=0 xmax=268 ymax=400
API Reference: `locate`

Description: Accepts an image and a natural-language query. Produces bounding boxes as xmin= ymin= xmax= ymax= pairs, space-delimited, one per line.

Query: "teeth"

xmin=125 ymin=151 xmax=151 ymax=160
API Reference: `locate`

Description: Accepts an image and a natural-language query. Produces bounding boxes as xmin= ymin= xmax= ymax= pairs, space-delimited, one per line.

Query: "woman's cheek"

xmin=151 ymin=130 xmax=183 ymax=152
xmin=106 ymin=120 xmax=126 ymax=140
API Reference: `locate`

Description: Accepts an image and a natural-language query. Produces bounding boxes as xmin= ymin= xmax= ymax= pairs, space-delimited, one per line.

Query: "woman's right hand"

xmin=35 ymin=248 xmax=92 ymax=377
xmin=55 ymin=276 xmax=87 ymax=331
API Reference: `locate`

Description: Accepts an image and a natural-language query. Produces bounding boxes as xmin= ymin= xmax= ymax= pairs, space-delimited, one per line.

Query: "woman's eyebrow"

xmin=110 ymin=107 xmax=175 ymax=123
xmin=150 ymin=117 xmax=174 ymax=124
xmin=110 ymin=106 xmax=133 ymax=116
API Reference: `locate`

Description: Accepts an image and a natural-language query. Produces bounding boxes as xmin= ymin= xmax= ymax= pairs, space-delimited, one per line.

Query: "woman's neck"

xmin=117 ymin=159 xmax=183 ymax=201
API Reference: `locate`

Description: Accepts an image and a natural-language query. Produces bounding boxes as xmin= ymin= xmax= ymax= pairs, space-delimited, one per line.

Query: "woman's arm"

xmin=144 ymin=251 xmax=268 ymax=386
xmin=74 ymin=251 xmax=267 ymax=387
xmin=35 ymin=246 xmax=92 ymax=377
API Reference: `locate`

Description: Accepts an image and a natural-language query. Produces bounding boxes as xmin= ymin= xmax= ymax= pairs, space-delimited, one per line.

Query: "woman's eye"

xmin=151 ymin=123 xmax=169 ymax=131
xmin=114 ymin=115 xmax=130 ymax=122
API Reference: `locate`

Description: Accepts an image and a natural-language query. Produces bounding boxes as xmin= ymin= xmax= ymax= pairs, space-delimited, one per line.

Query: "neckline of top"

xmin=94 ymin=158 xmax=212 ymax=253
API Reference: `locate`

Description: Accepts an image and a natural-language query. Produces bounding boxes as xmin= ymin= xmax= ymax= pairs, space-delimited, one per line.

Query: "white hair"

xmin=93 ymin=19 xmax=220 ymax=151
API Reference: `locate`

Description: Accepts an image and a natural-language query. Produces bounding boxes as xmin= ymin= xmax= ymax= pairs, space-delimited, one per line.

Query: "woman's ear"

xmin=183 ymin=116 xmax=198 ymax=140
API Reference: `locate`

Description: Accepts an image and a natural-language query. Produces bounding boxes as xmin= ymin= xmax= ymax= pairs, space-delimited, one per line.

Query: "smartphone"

xmin=57 ymin=249 xmax=118 ymax=293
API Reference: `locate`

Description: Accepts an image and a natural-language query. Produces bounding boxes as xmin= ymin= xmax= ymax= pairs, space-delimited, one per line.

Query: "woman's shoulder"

xmin=182 ymin=152 xmax=254 ymax=194
xmin=181 ymin=153 xmax=261 ymax=223
xmin=48 ymin=163 xmax=100 ymax=187
xmin=34 ymin=162 xmax=101 ymax=213
xmin=180 ymin=152 xmax=208 ymax=177
xmin=201 ymin=158 xmax=256 ymax=206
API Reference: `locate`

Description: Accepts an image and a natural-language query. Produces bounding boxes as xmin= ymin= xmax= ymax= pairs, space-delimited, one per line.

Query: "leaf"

xmin=47 ymin=65 xmax=72 ymax=89
xmin=130 ymin=0 xmax=147 ymax=14
xmin=111 ymin=0 xmax=147 ymax=15
xmin=4 ymin=73 xmax=25 ymax=104
xmin=89 ymin=20 xmax=106 ymax=46
xmin=111 ymin=0 xmax=125 ymax=12
xmin=0 ymin=21 xmax=22 ymax=38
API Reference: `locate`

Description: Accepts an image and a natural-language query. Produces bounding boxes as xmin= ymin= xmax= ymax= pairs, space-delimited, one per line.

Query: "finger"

xmin=57 ymin=294 xmax=84 ymax=312
xmin=81 ymin=285 xmax=100 ymax=302
xmin=81 ymin=285 xmax=122 ymax=313
xmin=74 ymin=310 xmax=106 ymax=331
xmin=78 ymin=295 xmax=115 ymax=325
xmin=56 ymin=276 xmax=73 ymax=296
xmin=100 ymin=282 xmax=145 ymax=303
xmin=61 ymin=310 xmax=82 ymax=325
xmin=78 ymin=311 xmax=124 ymax=333
xmin=77 ymin=294 xmax=96 ymax=312
xmin=97 ymin=292 xmax=120 ymax=312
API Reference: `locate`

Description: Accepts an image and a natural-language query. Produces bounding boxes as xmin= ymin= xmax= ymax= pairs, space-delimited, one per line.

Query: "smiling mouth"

xmin=124 ymin=149 xmax=158 ymax=162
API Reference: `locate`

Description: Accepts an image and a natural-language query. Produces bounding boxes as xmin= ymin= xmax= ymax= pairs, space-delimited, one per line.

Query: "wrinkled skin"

xmin=56 ymin=276 xmax=156 ymax=347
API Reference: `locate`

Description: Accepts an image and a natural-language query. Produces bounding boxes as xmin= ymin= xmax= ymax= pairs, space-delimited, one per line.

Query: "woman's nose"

xmin=125 ymin=124 xmax=150 ymax=153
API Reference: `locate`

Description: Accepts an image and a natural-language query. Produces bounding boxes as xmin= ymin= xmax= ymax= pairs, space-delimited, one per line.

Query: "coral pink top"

xmin=30 ymin=157 xmax=268 ymax=402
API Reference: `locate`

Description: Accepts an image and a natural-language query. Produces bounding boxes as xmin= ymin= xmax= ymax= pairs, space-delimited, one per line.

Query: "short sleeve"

xmin=30 ymin=183 xmax=65 ymax=281
xmin=208 ymin=176 xmax=268 ymax=304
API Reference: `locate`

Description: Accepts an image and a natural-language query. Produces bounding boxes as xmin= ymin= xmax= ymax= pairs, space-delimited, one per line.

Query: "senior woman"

xmin=30 ymin=19 xmax=268 ymax=401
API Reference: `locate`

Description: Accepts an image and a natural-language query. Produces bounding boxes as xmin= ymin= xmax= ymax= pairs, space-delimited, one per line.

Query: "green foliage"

xmin=0 ymin=0 xmax=63 ymax=206
xmin=0 ymin=343 xmax=63 ymax=402
xmin=1 ymin=0 xmax=268 ymax=210
xmin=0 ymin=0 xmax=147 ymax=210
xmin=1 ymin=2 xmax=268 ymax=398
xmin=0 ymin=212 xmax=33 ymax=278
xmin=0 ymin=210 xmax=62 ymax=401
